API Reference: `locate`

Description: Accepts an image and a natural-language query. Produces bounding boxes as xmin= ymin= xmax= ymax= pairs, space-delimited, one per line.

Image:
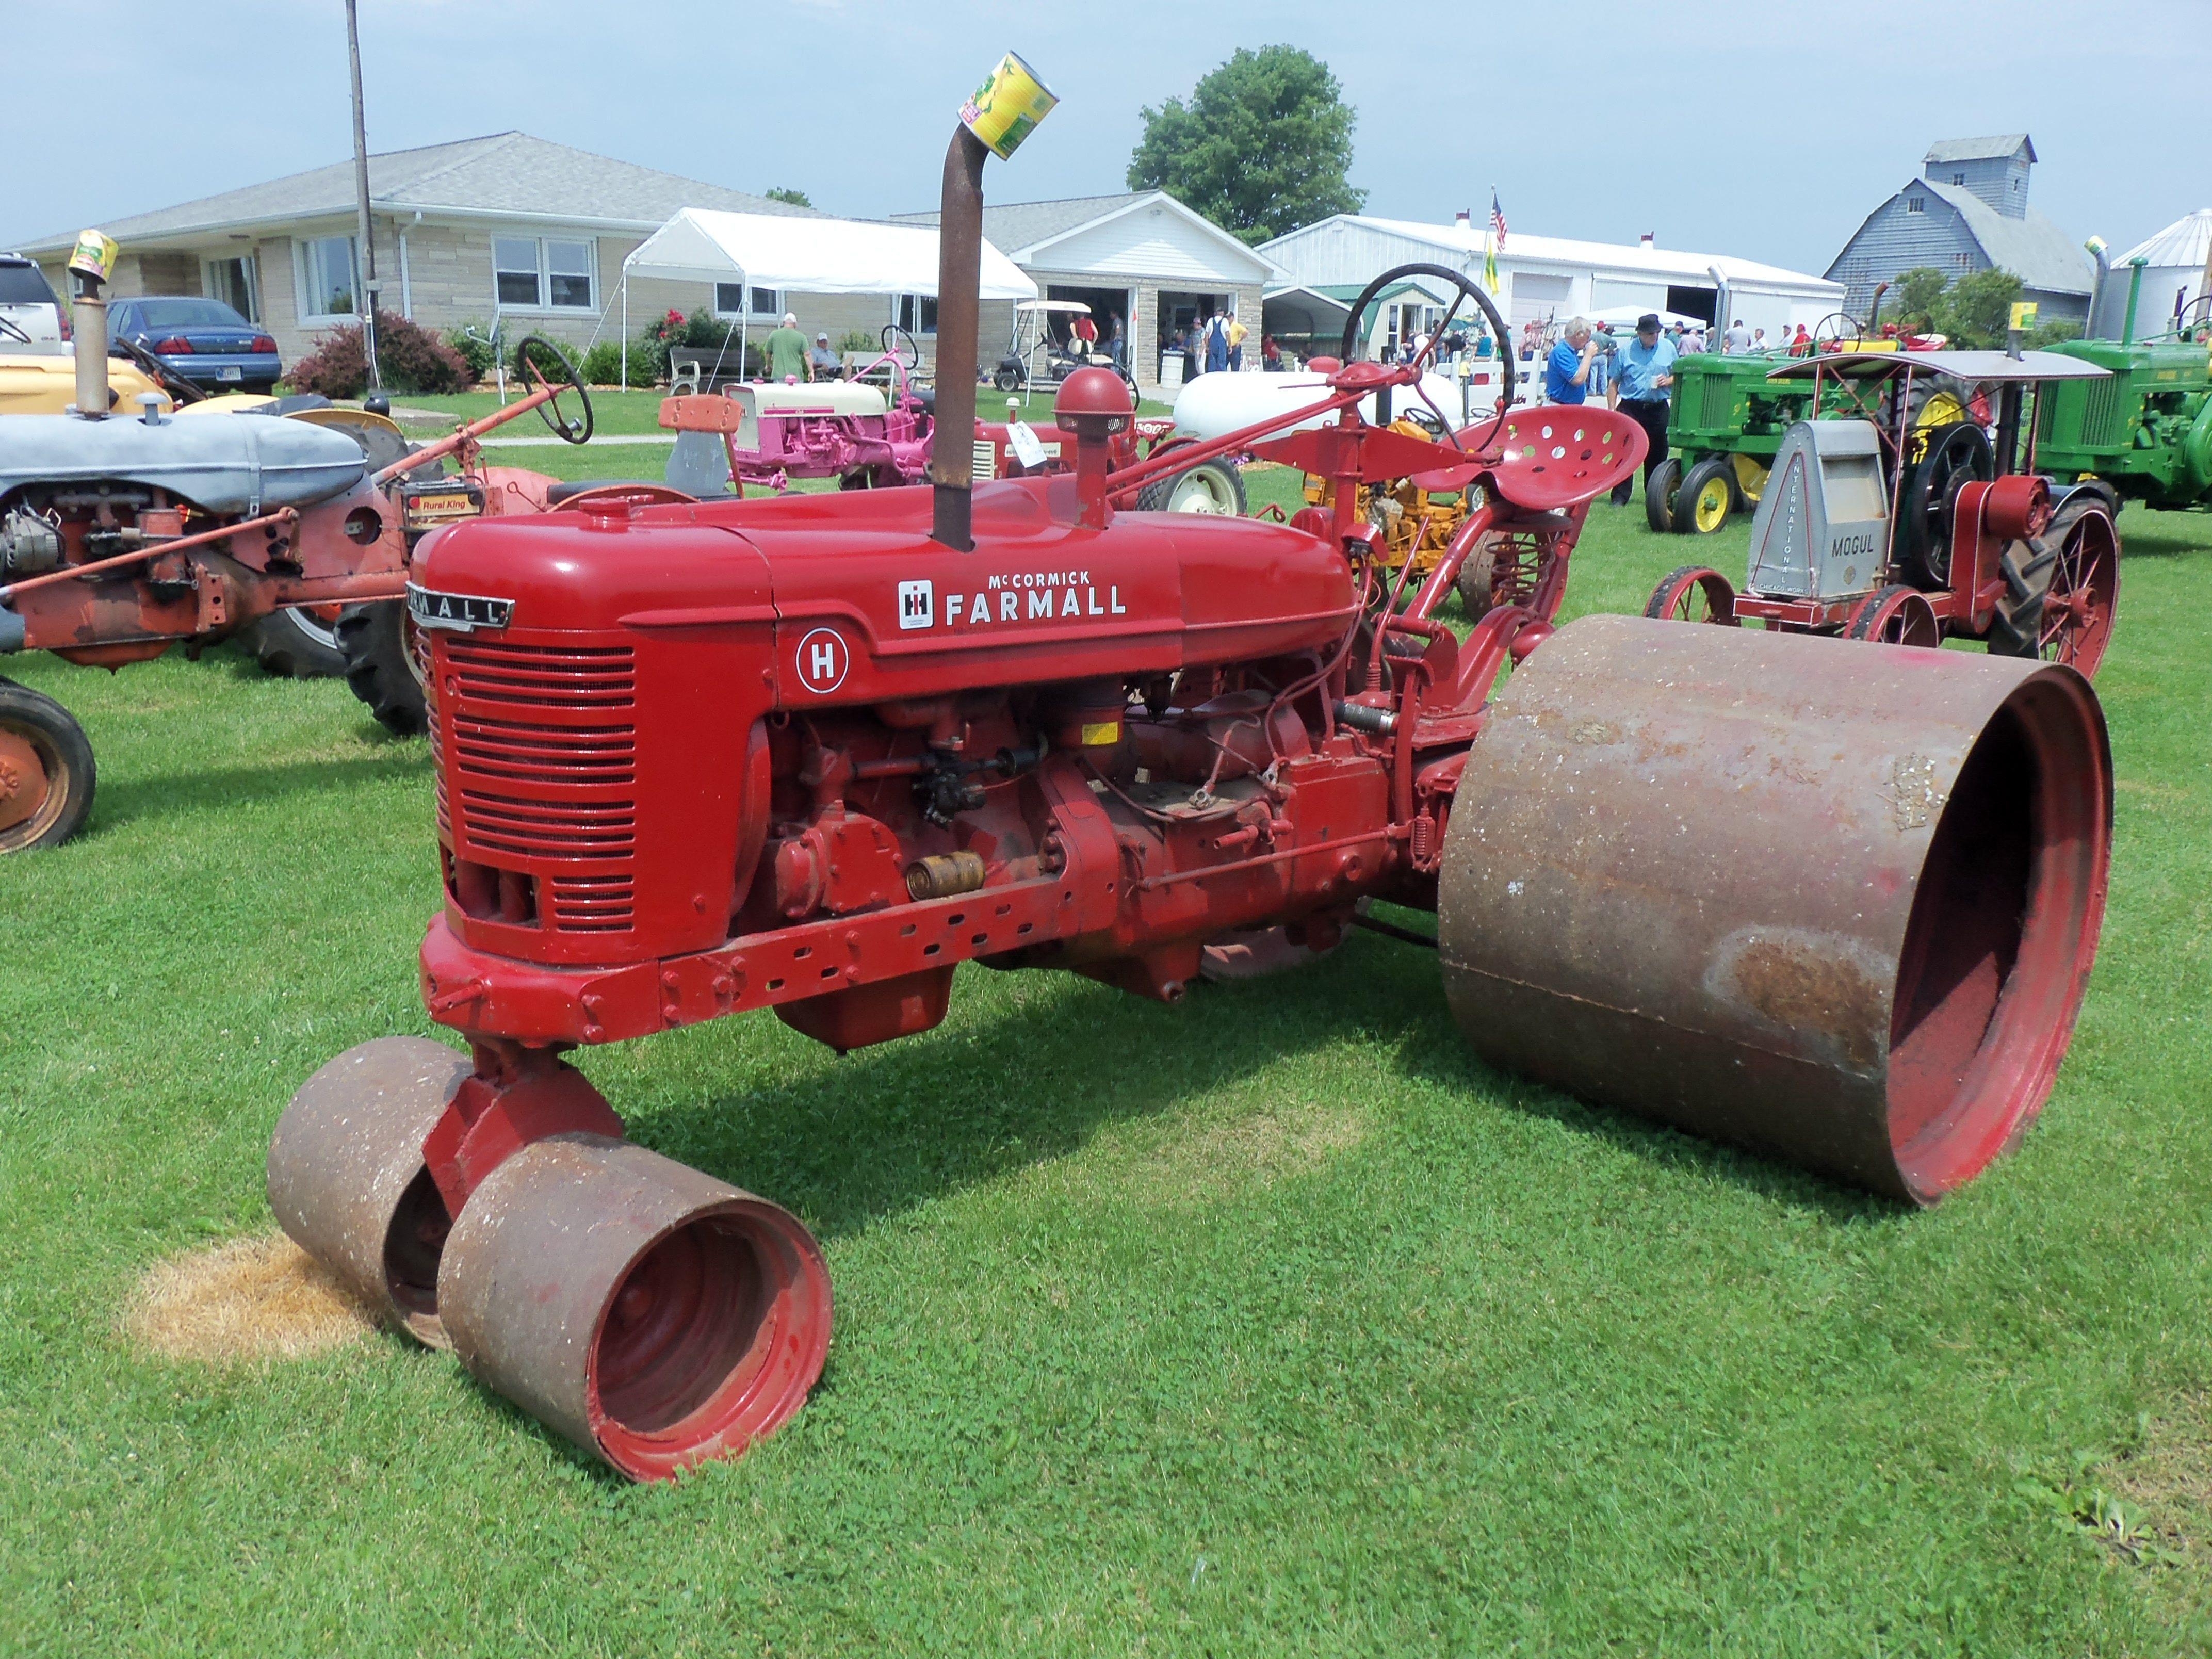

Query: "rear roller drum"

xmin=438 ymin=1135 xmax=832 ymax=1482
xmin=0 ymin=679 xmax=95 ymax=852
xmin=267 ymin=1036 xmax=471 ymax=1346
xmin=1438 ymin=617 xmax=2111 ymax=1204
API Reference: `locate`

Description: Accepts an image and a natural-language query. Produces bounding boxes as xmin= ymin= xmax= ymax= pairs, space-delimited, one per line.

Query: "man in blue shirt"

xmin=1543 ymin=317 xmax=1599 ymax=404
xmin=1609 ymin=312 xmax=1678 ymax=506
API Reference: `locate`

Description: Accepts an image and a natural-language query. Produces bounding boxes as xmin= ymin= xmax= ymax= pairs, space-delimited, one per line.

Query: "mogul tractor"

xmin=269 ymin=94 xmax=2117 ymax=1483
xmin=1648 ymin=348 xmax=2123 ymax=675
xmin=0 ymin=243 xmax=647 ymax=851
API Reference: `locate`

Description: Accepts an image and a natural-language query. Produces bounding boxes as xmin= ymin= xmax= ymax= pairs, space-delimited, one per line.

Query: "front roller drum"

xmin=1439 ymin=615 xmax=2111 ymax=1203
xmin=267 ymin=1036 xmax=470 ymax=1345
xmin=438 ymin=1134 xmax=831 ymax=1482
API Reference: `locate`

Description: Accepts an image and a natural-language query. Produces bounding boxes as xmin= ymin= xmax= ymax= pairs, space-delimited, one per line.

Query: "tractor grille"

xmin=2075 ymin=376 xmax=2127 ymax=448
xmin=1699 ymin=375 xmax=1736 ymax=430
xmin=436 ymin=637 xmax=639 ymax=932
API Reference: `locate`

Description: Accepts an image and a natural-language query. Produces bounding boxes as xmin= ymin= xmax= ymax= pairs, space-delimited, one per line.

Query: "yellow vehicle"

xmin=0 ymin=348 xmax=170 ymax=416
xmin=1302 ymin=416 xmax=1478 ymax=577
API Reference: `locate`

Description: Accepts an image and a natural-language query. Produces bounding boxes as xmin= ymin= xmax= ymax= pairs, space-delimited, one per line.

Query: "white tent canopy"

xmin=619 ymin=208 xmax=1036 ymax=386
xmin=623 ymin=208 xmax=1036 ymax=299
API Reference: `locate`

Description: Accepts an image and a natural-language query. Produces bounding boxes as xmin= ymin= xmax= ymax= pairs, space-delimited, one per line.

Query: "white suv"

xmin=0 ymin=255 xmax=66 ymax=349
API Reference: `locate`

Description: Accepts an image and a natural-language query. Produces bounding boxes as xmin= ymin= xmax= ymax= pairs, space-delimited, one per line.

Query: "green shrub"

xmin=444 ymin=324 xmax=498 ymax=380
xmin=837 ymin=329 xmax=877 ymax=354
xmin=579 ymin=340 xmax=627 ymax=386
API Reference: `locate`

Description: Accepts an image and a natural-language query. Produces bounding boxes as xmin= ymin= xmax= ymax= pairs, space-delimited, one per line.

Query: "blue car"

xmin=108 ymin=296 xmax=281 ymax=393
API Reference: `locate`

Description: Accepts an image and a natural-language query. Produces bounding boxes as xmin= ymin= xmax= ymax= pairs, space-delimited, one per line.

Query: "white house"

xmin=1261 ymin=213 xmax=1845 ymax=355
xmin=892 ymin=191 xmax=1281 ymax=392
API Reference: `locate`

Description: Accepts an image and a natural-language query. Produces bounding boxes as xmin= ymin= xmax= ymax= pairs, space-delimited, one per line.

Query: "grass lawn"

xmin=1 ymin=480 xmax=2209 ymax=1655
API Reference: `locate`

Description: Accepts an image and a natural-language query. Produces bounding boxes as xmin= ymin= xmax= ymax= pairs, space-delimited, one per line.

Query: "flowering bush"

xmin=286 ymin=312 xmax=477 ymax=397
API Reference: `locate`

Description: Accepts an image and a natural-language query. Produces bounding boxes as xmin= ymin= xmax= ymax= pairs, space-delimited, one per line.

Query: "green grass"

xmin=2 ymin=489 xmax=2210 ymax=1655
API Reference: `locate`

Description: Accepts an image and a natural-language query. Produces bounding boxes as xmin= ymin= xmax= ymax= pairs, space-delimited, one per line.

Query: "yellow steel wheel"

xmin=1730 ymin=452 xmax=1768 ymax=505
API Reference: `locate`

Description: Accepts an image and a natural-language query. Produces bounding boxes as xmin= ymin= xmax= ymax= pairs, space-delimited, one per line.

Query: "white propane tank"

xmin=1168 ymin=368 xmax=1494 ymax=444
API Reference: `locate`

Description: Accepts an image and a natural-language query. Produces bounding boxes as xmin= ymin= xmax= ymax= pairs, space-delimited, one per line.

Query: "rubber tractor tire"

xmin=1135 ymin=458 xmax=1246 ymax=516
xmin=240 ymin=606 xmax=350 ymax=679
xmin=0 ymin=678 xmax=95 ymax=852
xmin=1644 ymin=458 xmax=1681 ymax=533
xmin=336 ymin=601 xmax=427 ymax=735
xmin=1674 ymin=458 xmax=1736 ymax=535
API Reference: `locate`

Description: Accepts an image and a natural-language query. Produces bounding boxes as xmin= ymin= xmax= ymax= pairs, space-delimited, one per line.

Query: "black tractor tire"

xmin=336 ymin=601 xmax=426 ymax=735
xmin=1986 ymin=497 xmax=2093 ymax=661
xmin=1674 ymin=458 xmax=1735 ymax=535
xmin=0 ymin=678 xmax=95 ymax=852
xmin=1645 ymin=458 xmax=1681 ymax=533
xmin=1134 ymin=458 xmax=1246 ymax=516
xmin=240 ymin=607 xmax=350 ymax=678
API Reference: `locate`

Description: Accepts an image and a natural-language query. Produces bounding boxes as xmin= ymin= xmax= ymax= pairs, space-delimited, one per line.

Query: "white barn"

xmin=1261 ymin=214 xmax=1844 ymax=355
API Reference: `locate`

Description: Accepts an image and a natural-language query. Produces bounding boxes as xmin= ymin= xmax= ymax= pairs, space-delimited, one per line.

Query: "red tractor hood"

xmin=412 ymin=475 xmax=1357 ymax=707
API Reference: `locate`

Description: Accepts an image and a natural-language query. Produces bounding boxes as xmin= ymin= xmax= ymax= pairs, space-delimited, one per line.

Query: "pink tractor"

xmin=661 ymin=326 xmax=935 ymax=495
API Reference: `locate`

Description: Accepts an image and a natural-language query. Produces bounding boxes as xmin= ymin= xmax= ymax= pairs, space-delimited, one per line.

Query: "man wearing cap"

xmin=809 ymin=332 xmax=841 ymax=380
xmin=765 ymin=312 xmax=809 ymax=383
xmin=1609 ymin=313 xmax=1677 ymax=506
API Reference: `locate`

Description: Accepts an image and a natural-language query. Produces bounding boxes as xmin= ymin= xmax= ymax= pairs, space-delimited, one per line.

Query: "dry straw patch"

xmin=1142 ymin=1096 xmax=1370 ymax=1203
xmin=123 ymin=1232 xmax=373 ymax=1363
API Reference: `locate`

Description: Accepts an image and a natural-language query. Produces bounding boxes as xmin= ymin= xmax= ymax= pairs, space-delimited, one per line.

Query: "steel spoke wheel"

xmin=1992 ymin=497 xmax=2119 ymax=676
xmin=438 ymin=1135 xmax=832 ymax=1482
xmin=0 ymin=679 xmax=94 ymax=852
xmin=1644 ymin=564 xmax=1739 ymax=625
xmin=1846 ymin=584 xmax=1943 ymax=648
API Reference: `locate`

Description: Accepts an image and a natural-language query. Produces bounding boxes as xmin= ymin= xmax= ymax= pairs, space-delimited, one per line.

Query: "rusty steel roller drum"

xmin=267 ymin=1036 xmax=471 ymax=1346
xmin=436 ymin=1134 xmax=832 ymax=1481
xmin=1439 ymin=615 xmax=2111 ymax=1203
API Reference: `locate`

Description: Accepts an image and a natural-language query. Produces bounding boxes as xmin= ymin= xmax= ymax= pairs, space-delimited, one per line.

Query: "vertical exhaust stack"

xmin=929 ymin=52 xmax=1058 ymax=552
xmin=928 ymin=129 xmax=990 ymax=551
xmin=65 ymin=230 xmax=120 ymax=421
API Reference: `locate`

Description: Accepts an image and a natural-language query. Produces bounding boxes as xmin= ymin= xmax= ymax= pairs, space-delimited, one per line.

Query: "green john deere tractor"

xmin=1645 ymin=352 xmax=1814 ymax=534
xmin=2037 ymin=317 xmax=2212 ymax=513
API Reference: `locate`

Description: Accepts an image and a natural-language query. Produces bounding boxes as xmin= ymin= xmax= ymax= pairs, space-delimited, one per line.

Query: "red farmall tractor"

xmin=267 ymin=117 xmax=2116 ymax=1482
xmin=0 ymin=330 xmax=636 ymax=850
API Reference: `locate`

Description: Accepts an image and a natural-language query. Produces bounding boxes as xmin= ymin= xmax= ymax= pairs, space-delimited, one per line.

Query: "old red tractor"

xmin=0 ymin=331 xmax=648 ymax=850
xmin=268 ymin=118 xmax=2115 ymax=1482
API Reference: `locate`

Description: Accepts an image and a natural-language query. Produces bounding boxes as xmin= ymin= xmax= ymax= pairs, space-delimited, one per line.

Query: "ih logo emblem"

xmin=794 ymin=627 xmax=849 ymax=695
xmin=897 ymin=579 xmax=933 ymax=630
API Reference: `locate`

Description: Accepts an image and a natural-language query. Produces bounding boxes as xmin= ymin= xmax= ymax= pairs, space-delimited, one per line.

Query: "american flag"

xmin=1489 ymin=191 xmax=1508 ymax=249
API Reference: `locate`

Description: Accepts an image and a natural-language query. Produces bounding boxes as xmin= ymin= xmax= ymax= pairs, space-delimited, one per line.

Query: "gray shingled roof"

xmin=889 ymin=193 xmax=1154 ymax=256
xmin=1919 ymin=179 xmax=2089 ymax=295
xmin=1924 ymin=134 xmax=2035 ymax=165
xmin=17 ymin=132 xmax=813 ymax=252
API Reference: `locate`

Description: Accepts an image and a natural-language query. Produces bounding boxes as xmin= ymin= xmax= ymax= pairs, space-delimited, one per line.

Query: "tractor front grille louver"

xmin=1699 ymin=375 xmax=1736 ymax=430
xmin=437 ymin=637 xmax=639 ymax=932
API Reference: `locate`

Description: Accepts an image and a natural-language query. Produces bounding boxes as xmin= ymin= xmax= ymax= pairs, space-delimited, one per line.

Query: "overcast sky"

xmin=6 ymin=0 xmax=2205 ymax=274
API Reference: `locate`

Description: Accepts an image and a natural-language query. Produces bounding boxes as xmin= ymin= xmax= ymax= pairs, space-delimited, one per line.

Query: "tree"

xmin=765 ymin=187 xmax=812 ymax=208
xmin=1935 ymin=267 xmax=2024 ymax=349
xmin=1126 ymin=47 xmax=1364 ymax=246
xmin=1887 ymin=266 xmax=1950 ymax=334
